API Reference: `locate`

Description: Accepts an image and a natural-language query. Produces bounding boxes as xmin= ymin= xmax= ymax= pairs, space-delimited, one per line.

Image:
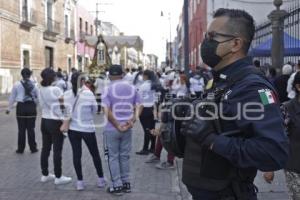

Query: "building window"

xmin=79 ymin=18 xmax=82 ymax=32
xmin=22 ymin=50 xmax=30 ymax=68
xmin=91 ymin=25 xmax=93 ymax=35
xmin=46 ymin=0 xmax=53 ymax=30
xmin=22 ymin=0 xmax=29 ymax=21
xmin=85 ymin=57 xmax=89 ymax=68
xmin=85 ymin=21 xmax=88 ymax=33
xmin=64 ymin=14 xmax=69 ymax=37
xmin=45 ymin=47 xmax=54 ymax=68
xmin=68 ymin=57 xmax=72 ymax=72
xmin=77 ymin=55 xmax=83 ymax=71
xmin=189 ymin=1 xmax=192 ymax=22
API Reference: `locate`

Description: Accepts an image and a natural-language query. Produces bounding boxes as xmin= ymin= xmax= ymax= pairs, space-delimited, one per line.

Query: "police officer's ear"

xmin=231 ymin=37 xmax=244 ymax=53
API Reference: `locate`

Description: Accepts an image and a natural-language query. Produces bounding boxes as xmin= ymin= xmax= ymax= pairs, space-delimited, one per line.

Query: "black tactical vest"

xmin=182 ymin=67 xmax=265 ymax=191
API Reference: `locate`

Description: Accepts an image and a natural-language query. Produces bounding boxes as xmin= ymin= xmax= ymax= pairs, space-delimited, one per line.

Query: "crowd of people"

xmin=7 ymin=59 xmax=300 ymax=198
xmin=253 ymin=60 xmax=300 ymax=199
xmin=6 ymin=62 xmax=210 ymax=195
xmin=5 ymin=8 xmax=300 ymax=200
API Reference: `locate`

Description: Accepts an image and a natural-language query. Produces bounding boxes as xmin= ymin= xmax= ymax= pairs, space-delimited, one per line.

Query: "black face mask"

xmin=201 ymin=38 xmax=234 ymax=68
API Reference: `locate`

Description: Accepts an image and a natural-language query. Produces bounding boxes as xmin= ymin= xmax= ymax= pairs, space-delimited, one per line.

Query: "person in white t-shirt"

xmin=55 ymin=71 xmax=71 ymax=92
xmin=38 ymin=68 xmax=72 ymax=185
xmin=123 ymin=68 xmax=134 ymax=83
xmin=287 ymin=62 xmax=300 ymax=99
xmin=136 ymin=70 xmax=156 ymax=155
xmin=94 ymin=73 xmax=109 ymax=114
xmin=64 ymin=72 xmax=105 ymax=191
xmin=172 ymin=73 xmax=188 ymax=98
xmin=133 ymin=67 xmax=144 ymax=90
xmin=189 ymin=72 xmax=205 ymax=99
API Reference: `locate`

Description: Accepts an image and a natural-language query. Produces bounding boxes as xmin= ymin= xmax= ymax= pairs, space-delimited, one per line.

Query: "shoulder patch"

xmin=258 ymin=89 xmax=277 ymax=105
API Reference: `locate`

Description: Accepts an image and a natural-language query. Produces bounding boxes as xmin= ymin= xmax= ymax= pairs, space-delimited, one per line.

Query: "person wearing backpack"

xmin=7 ymin=68 xmax=38 ymax=154
xmin=62 ymin=72 xmax=105 ymax=191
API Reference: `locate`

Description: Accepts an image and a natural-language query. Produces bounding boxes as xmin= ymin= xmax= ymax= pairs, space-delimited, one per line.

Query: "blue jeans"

xmin=103 ymin=129 xmax=132 ymax=188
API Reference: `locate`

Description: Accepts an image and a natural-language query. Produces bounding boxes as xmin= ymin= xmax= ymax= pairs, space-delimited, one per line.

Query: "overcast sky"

xmin=78 ymin=0 xmax=184 ymax=63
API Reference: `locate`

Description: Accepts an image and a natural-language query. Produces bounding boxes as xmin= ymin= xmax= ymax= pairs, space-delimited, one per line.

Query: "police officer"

xmin=180 ymin=9 xmax=289 ymax=200
xmin=7 ymin=68 xmax=38 ymax=154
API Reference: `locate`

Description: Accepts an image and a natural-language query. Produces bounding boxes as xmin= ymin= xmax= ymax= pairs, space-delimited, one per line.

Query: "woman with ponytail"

xmin=136 ymin=70 xmax=156 ymax=155
xmin=64 ymin=72 xmax=105 ymax=191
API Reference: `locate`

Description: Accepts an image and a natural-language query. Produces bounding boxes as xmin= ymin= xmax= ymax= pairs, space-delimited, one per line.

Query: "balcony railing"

xmin=20 ymin=7 xmax=37 ymax=28
xmin=43 ymin=18 xmax=61 ymax=42
xmin=79 ymin=31 xmax=94 ymax=42
xmin=65 ymin=29 xmax=75 ymax=43
xmin=45 ymin=18 xmax=61 ymax=34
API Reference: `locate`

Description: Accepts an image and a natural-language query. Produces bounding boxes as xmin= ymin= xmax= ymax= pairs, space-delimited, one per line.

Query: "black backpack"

xmin=20 ymin=80 xmax=35 ymax=102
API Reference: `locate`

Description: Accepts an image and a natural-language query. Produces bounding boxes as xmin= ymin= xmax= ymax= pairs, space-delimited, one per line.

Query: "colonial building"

xmin=207 ymin=0 xmax=296 ymax=25
xmin=99 ymin=21 xmax=120 ymax=37
xmin=176 ymin=13 xmax=184 ymax=69
xmin=0 ymin=0 xmax=77 ymax=94
xmin=188 ymin=0 xmax=207 ymax=70
xmin=147 ymin=54 xmax=159 ymax=70
xmin=76 ymin=4 xmax=96 ymax=72
xmin=174 ymin=0 xmax=299 ymax=70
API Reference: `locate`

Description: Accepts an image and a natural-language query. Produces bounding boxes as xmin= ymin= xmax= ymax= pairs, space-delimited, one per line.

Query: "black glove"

xmin=180 ymin=118 xmax=217 ymax=147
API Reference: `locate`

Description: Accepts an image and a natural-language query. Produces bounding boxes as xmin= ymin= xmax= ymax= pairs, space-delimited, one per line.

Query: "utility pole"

xmin=184 ymin=0 xmax=189 ymax=76
xmin=268 ymin=0 xmax=288 ymax=71
xmin=96 ymin=0 xmax=99 ymax=36
xmin=91 ymin=0 xmax=111 ymax=36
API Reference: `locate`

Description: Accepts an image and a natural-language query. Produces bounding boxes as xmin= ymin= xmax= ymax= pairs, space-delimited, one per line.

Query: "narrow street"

xmin=0 ymin=109 xmax=181 ymax=200
xmin=0 ymin=102 xmax=291 ymax=200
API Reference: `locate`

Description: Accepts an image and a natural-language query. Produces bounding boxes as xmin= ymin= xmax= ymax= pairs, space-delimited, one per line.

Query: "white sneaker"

xmin=97 ymin=177 xmax=106 ymax=188
xmin=54 ymin=175 xmax=72 ymax=185
xmin=155 ymin=161 xmax=175 ymax=170
xmin=41 ymin=173 xmax=55 ymax=183
xmin=76 ymin=180 xmax=85 ymax=191
xmin=145 ymin=154 xmax=160 ymax=164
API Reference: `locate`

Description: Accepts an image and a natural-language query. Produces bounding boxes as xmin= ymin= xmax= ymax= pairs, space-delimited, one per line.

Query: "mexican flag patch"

xmin=258 ymin=89 xmax=276 ymax=105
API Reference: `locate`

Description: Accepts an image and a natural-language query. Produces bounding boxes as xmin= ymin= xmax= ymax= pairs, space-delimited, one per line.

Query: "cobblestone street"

xmin=0 ymin=105 xmax=291 ymax=200
xmin=0 ymin=109 xmax=181 ymax=200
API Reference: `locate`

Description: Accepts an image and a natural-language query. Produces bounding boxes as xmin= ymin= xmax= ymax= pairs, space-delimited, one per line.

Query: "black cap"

xmin=109 ymin=65 xmax=123 ymax=76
